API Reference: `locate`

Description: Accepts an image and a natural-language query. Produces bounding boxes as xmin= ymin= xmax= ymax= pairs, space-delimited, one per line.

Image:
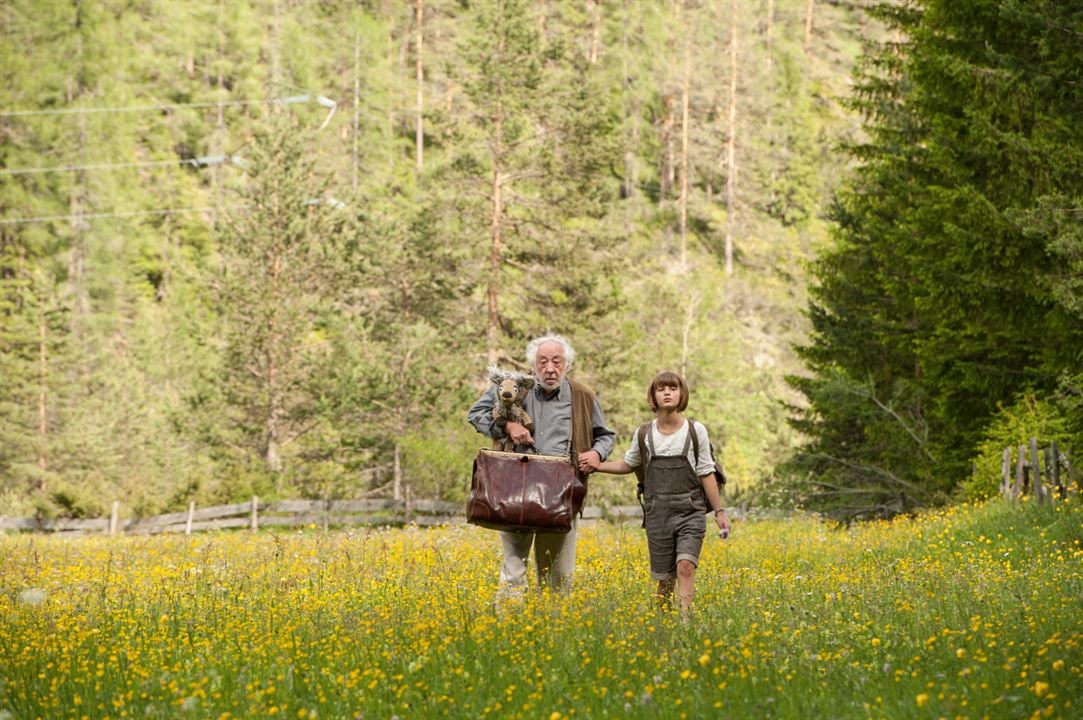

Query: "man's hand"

xmin=577 ymin=449 xmax=601 ymax=473
xmin=505 ymin=421 xmax=534 ymax=447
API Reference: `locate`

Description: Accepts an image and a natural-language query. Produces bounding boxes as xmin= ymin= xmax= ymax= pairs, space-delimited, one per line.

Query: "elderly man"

xmin=467 ymin=334 xmax=615 ymax=593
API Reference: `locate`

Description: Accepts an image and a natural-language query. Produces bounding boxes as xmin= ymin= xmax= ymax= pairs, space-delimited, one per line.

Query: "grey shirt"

xmin=467 ymin=376 xmax=615 ymax=460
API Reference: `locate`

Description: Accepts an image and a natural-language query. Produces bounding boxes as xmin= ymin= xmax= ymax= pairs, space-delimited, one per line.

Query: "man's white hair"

xmin=526 ymin=334 xmax=575 ymax=369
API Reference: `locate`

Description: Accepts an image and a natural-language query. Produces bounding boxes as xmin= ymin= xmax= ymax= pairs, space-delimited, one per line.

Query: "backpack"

xmin=634 ymin=419 xmax=726 ymax=515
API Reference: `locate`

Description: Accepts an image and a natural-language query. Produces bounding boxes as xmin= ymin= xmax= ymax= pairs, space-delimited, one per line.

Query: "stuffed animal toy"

xmin=488 ymin=365 xmax=535 ymax=451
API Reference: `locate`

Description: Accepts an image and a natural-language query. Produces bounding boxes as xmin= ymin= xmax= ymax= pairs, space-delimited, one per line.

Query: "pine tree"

xmin=445 ymin=0 xmax=621 ymax=364
xmin=210 ymin=115 xmax=351 ymax=488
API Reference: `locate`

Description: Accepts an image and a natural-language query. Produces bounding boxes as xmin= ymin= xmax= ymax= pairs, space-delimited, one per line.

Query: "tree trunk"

xmin=488 ymin=145 xmax=503 ymax=364
xmin=37 ymin=291 xmax=47 ymax=491
xmin=679 ymin=294 xmax=699 ymax=377
xmin=66 ymin=65 xmax=90 ymax=317
xmin=724 ymin=3 xmax=738 ymax=275
xmin=212 ymin=0 xmax=226 ymax=228
xmin=392 ymin=439 xmax=403 ymax=501
xmin=678 ymin=5 xmax=690 ymax=269
xmin=764 ymin=0 xmax=774 ymax=134
xmin=270 ymin=0 xmax=282 ymax=94
xmin=765 ymin=0 xmax=774 ymax=71
xmin=265 ymin=250 xmax=284 ymax=477
xmin=660 ymin=92 xmax=676 ymax=201
xmin=804 ymin=0 xmax=814 ymax=55
xmin=385 ymin=0 xmax=396 ymax=173
xmin=621 ymin=0 xmax=639 ymax=216
xmin=353 ymin=30 xmax=361 ymax=189
xmin=486 ymin=1 xmax=507 ymax=365
xmin=588 ymin=0 xmax=601 ymax=65
xmin=415 ymin=0 xmax=424 ymax=170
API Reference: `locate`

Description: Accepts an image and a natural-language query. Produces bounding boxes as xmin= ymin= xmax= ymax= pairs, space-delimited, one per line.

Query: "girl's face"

xmin=653 ymin=383 xmax=681 ymax=410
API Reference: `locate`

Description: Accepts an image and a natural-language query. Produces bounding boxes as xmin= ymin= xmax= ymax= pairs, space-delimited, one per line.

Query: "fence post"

xmin=1050 ymin=441 xmax=1064 ymax=499
xmin=109 ymin=500 xmax=119 ymax=535
xmin=1013 ymin=445 xmax=1026 ymax=500
xmin=185 ymin=501 xmax=195 ymax=536
xmin=250 ymin=495 xmax=259 ymax=532
xmin=1000 ymin=447 xmax=1012 ymax=499
xmin=1043 ymin=446 xmax=1054 ymax=502
xmin=1030 ymin=438 xmax=1047 ymax=503
xmin=1061 ymin=446 xmax=1078 ymax=498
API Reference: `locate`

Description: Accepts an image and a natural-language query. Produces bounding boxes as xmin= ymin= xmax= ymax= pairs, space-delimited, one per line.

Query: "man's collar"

xmin=534 ymin=376 xmax=569 ymax=400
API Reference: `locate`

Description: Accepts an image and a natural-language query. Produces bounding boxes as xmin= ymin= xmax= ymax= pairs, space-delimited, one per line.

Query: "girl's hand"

xmin=714 ymin=510 xmax=731 ymax=539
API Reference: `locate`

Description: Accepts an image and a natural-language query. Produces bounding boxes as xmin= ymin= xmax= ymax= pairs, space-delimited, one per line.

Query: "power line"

xmin=0 ymin=155 xmax=245 ymax=177
xmin=0 ymin=93 xmax=337 ymax=121
xmin=1 ymin=99 xmax=259 ymax=117
xmin=0 ymin=197 xmax=345 ymax=226
xmin=0 ymin=205 xmax=244 ymax=226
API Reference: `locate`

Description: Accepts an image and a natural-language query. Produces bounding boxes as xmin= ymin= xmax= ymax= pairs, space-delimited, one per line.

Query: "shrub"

xmin=963 ymin=393 xmax=1068 ymax=500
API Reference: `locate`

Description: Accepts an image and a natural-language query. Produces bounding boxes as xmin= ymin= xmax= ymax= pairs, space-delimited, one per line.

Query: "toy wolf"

xmin=488 ymin=365 xmax=535 ymax=451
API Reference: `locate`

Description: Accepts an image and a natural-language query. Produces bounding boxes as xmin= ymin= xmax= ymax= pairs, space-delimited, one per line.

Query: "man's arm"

xmin=466 ymin=386 xmax=501 ymax=439
xmin=578 ymin=397 xmax=616 ymax=472
xmin=589 ymin=397 xmax=616 ymax=460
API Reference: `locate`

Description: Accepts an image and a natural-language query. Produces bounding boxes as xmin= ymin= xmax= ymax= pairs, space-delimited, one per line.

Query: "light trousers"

xmin=498 ymin=522 xmax=577 ymax=593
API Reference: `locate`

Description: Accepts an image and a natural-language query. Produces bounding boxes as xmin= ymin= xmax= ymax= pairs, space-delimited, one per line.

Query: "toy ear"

xmin=487 ymin=364 xmax=503 ymax=384
xmin=520 ymin=376 xmax=535 ymax=390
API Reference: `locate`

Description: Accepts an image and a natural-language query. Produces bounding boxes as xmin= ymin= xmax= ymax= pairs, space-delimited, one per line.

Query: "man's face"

xmin=533 ymin=341 xmax=567 ymax=391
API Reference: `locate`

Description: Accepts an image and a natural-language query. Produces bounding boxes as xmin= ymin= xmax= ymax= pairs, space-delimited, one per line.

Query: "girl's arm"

xmin=595 ymin=459 xmax=635 ymax=475
xmin=701 ymin=473 xmax=731 ymax=535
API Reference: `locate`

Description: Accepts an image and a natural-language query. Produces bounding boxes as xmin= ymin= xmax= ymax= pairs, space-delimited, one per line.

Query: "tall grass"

xmin=2 ymin=499 xmax=1080 ymax=719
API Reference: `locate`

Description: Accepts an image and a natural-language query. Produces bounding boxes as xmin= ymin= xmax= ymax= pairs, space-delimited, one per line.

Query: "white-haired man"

xmin=467 ymin=334 xmax=615 ymax=594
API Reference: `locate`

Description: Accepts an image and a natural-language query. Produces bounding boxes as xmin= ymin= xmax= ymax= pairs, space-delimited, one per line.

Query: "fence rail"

xmin=0 ymin=497 xmax=648 ymax=536
xmin=1000 ymin=438 xmax=1076 ymax=503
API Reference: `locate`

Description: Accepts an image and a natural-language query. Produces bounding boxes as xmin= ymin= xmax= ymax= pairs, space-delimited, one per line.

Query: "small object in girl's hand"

xmin=718 ymin=529 xmax=729 ymax=539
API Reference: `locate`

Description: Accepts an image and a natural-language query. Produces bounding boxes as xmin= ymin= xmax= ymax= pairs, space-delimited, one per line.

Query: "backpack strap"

xmin=634 ymin=422 xmax=651 ymax=528
xmin=634 ymin=422 xmax=651 ymax=487
xmin=688 ymin=419 xmax=702 ymax=467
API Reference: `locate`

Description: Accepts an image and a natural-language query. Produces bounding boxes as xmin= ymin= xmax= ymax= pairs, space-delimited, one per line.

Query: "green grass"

xmin=1 ymin=499 xmax=1080 ymax=719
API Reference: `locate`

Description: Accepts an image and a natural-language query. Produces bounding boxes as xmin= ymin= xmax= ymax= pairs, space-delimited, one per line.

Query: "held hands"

xmin=504 ymin=421 xmax=534 ymax=447
xmin=503 ymin=418 xmax=599 ymax=473
xmin=577 ymin=449 xmax=601 ymax=474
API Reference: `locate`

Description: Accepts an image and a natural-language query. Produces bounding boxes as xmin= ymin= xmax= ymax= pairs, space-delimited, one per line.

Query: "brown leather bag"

xmin=467 ymin=449 xmax=586 ymax=533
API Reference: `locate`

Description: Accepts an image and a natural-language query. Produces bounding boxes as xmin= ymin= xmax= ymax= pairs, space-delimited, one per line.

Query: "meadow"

xmin=1 ymin=499 xmax=1080 ymax=720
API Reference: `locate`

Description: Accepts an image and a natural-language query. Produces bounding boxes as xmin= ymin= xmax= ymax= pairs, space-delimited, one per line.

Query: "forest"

xmin=0 ymin=0 xmax=1079 ymax=521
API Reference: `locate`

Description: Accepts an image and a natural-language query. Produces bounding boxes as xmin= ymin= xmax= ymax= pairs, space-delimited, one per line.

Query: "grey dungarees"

xmin=642 ymin=426 xmax=707 ymax=581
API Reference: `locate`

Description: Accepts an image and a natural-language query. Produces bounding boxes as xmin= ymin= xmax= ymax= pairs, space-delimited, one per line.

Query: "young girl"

xmin=595 ymin=371 xmax=730 ymax=615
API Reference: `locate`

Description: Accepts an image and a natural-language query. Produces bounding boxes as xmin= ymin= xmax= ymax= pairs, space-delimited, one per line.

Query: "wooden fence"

xmin=0 ymin=497 xmax=647 ymax=536
xmin=1000 ymin=439 xmax=1077 ymax=503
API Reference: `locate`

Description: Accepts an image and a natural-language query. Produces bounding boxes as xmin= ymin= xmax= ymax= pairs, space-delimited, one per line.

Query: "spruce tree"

xmin=787 ymin=0 xmax=1083 ymax=519
xmin=445 ymin=0 xmax=621 ymax=363
xmin=210 ymin=115 xmax=350 ymax=489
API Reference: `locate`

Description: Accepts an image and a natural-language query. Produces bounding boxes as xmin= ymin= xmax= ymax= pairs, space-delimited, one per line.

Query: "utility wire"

xmin=1 ymin=100 xmax=260 ymax=117
xmin=0 ymin=197 xmax=345 ymax=226
xmin=0 ymin=205 xmax=245 ymax=226
xmin=0 ymin=93 xmax=337 ymax=123
xmin=0 ymin=155 xmax=244 ymax=177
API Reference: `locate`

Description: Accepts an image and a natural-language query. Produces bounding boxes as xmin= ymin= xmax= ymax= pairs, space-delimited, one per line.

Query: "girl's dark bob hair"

xmin=647 ymin=371 xmax=689 ymax=412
